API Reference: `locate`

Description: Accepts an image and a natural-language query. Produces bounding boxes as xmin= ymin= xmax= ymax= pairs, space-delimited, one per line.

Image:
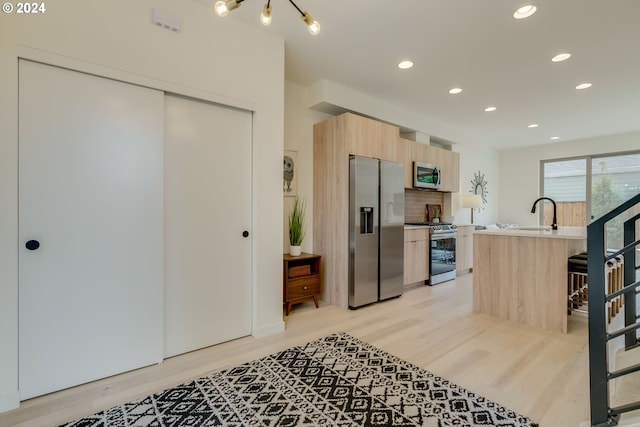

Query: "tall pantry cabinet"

xmin=313 ymin=113 xmax=400 ymax=309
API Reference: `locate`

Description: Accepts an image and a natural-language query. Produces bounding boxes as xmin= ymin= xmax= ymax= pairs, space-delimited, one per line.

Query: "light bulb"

xmin=214 ymin=0 xmax=229 ymax=16
xmin=259 ymin=12 xmax=272 ymax=25
xmin=259 ymin=3 xmax=272 ymax=25
xmin=301 ymin=12 xmax=320 ymax=35
xmin=307 ymin=20 xmax=320 ymax=35
xmin=215 ymin=0 xmax=241 ymax=17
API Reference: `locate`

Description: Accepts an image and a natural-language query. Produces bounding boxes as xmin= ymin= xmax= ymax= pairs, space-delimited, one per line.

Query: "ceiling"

xmin=202 ymin=0 xmax=640 ymax=150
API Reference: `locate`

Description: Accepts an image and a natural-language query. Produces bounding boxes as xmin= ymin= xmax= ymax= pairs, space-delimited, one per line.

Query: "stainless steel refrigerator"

xmin=349 ymin=155 xmax=405 ymax=309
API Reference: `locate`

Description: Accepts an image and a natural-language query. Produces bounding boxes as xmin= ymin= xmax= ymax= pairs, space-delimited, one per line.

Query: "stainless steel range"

xmin=405 ymin=222 xmax=457 ymax=285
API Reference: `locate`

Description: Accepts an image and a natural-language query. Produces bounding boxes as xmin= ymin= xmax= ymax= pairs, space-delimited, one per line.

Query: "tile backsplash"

xmin=405 ymin=189 xmax=444 ymax=223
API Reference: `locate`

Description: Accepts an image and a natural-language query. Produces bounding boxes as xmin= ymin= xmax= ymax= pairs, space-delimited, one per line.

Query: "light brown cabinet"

xmin=439 ymin=150 xmax=460 ymax=192
xmin=397 ymin=138 xmax=414 ymax=188
xmin=411 ymin=140 xmax=432 ymax=164
xmin=342 ymin=113 xmax=399 ymax=161
xmin=455 ymin=225 xmax=474 ymax=274
xmin=403 ymin=228 xmax=429 ymax=285
xmin=314 ymin=113 xmax=399 ymax=308
xmin=402 ymin=138 xmax=460 ymax=192
xmin=314 ymin=112 xmax=460 ymax=307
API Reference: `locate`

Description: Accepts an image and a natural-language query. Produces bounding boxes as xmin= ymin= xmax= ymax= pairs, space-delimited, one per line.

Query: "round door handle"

xmin=242 ymin=230 xmax=249 ymax=238
xmin=25 ymin=240 xmax=40 ymax=251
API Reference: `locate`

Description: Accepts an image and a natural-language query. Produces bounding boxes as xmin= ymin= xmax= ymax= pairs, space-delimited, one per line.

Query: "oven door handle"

xmin=431 ymin=232 xmax=457 ymax=240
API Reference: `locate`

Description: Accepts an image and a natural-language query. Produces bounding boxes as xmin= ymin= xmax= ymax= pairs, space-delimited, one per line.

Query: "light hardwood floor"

xmin=0 ymin=273 xmax=590 ymax=427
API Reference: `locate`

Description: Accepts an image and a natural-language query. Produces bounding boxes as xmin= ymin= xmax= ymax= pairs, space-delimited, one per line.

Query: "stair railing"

xmin=588 ymin=192 xmax=640 ymax=427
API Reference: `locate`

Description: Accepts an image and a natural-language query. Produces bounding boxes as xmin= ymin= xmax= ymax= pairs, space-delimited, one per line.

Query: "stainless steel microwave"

xmin=413 ymin=162 xmax=441 ymax=189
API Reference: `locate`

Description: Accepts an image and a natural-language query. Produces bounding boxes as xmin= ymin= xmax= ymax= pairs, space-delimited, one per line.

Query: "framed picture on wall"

xmin=283 ymin=150 xmax=298 ymax=196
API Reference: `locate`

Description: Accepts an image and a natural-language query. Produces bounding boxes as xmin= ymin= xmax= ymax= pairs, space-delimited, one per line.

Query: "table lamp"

xmin=463 ymin=194 xmax=483 ymax=224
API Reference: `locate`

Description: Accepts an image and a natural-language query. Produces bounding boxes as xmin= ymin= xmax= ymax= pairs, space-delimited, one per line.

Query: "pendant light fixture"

xmin=214 ymin=0 xmax=321 ymax=35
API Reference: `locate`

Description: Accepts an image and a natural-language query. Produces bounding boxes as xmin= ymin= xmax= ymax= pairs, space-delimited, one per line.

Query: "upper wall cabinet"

xmin=434 ymin=146 xmax=460 ymax=193
xmin=397 ymin=137 xmax=413 ymax=188
xmin=344 ymin=113 xmax=399 ymax=161
xmin=319 ymin=113 xmax=460 ymax=193
xmin=407 ymin=139 xmax=460 ymax=192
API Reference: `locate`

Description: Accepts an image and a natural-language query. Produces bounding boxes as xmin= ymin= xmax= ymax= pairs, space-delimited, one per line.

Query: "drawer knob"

xmin=303 ymin=286 xmax=308 ymax=290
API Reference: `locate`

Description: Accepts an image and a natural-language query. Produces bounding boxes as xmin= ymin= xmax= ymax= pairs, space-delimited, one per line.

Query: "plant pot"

xmin=289 ymin=245 xmax=301 ymax=256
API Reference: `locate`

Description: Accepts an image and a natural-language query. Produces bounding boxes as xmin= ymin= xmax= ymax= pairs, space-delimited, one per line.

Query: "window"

xmin=542 ymin=158 xmax=587 ymax=226
xmin=591 ymin=153 xmax=640 ymax=250
xmin=541 ymin=151 xmax=640 ymax=251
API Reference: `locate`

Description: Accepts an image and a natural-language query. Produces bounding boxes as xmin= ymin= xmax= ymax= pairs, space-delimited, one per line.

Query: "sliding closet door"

xmin=164 ymin=94 xmax=252 ymax=358
xmin=18 ymin=60 xmax=164 ymax=399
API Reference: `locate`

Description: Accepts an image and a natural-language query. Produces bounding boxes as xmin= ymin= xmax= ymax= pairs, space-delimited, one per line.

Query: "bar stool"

xmin=568 ymin=252 xmax=588 ymax=314
xmin=615 ymin=255 xmax=624 ymax=316
xmin=567 ymin=252 xmax=625 ymax=322
xmin=607 ymin=255 xmax=624 ymax=322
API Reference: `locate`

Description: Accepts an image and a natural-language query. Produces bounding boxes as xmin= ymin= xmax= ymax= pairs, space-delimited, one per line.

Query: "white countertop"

xmin=404 ymin=224 xmax=478 ymax=230
xmin=474 ymin=226 xmax=587 ymax=239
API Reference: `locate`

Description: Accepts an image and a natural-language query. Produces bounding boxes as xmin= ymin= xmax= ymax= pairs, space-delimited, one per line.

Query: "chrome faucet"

xmin=530 ymin=197 xmax=558 ymax=230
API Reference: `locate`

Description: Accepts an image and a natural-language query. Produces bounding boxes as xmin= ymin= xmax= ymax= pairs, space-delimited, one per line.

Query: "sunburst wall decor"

xmin=470 ymin=171 xmax=489 ymax=206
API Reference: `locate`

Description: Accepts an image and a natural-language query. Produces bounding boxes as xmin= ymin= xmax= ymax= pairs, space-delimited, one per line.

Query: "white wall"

xmin=449 ymin=144 xmax=500 ymax=226
xmin=0 ymin=0 xmax=284 ymax=411
xmin=498 ymin=131 xmax=640 ymax=226
xmin=283 ymin=81 xmax=332 ymax=253
xmin=308 ymin=79 xmax=475 ymax=145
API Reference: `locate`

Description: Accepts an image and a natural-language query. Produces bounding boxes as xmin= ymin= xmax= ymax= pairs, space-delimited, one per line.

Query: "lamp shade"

xmin=463 ymin=194 xmax=483 ymax=209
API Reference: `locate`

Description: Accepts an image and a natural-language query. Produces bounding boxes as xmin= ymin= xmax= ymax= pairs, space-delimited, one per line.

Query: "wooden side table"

xmin=283 ymin=252 xmax=321 ymax=315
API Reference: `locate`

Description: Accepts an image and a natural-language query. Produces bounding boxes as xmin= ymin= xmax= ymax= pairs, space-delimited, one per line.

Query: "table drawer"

xmin=287 ymin=276 xmax=320 ymax=299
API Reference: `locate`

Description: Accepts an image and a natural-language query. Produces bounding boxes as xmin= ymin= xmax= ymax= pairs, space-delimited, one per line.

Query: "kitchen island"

xmin=473 ymin=226 xmax=587 ymax=333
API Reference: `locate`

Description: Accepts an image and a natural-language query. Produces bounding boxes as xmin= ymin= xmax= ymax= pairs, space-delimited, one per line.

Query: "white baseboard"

xmin=0 ymin=391 xmax=20 ymax=413
xmin=253 ymin=320 xmax=285 ymax=338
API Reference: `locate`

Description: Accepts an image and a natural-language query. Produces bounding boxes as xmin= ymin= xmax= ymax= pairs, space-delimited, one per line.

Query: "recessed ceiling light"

xmin=550 ymin=136 xmax=560 ymax=140
xmin=551 ymin=53 xmax=571 ymax=62
xmin=449 ymin=87 xmax=462 ymax=95
xmin=513 ymin=4 xmax=537 ymax=19
xmin=528 ymin=123 xmax=539 ymax=128
xmin=398 ymin=60 xmax=414 ymax=70
xmin=576 ymin=83 xmax=592 ymax=90
xmin=484 ymin=106 xmax=497 ymax=112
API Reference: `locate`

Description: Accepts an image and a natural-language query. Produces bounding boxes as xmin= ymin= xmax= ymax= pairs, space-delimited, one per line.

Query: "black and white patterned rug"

xmin=61 ymin=332 xmax=537 ymax=426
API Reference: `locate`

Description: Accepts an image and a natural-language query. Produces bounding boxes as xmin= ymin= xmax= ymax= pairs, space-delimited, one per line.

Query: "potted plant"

xmin=288 ymin=196 xmax=306 ymax=256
